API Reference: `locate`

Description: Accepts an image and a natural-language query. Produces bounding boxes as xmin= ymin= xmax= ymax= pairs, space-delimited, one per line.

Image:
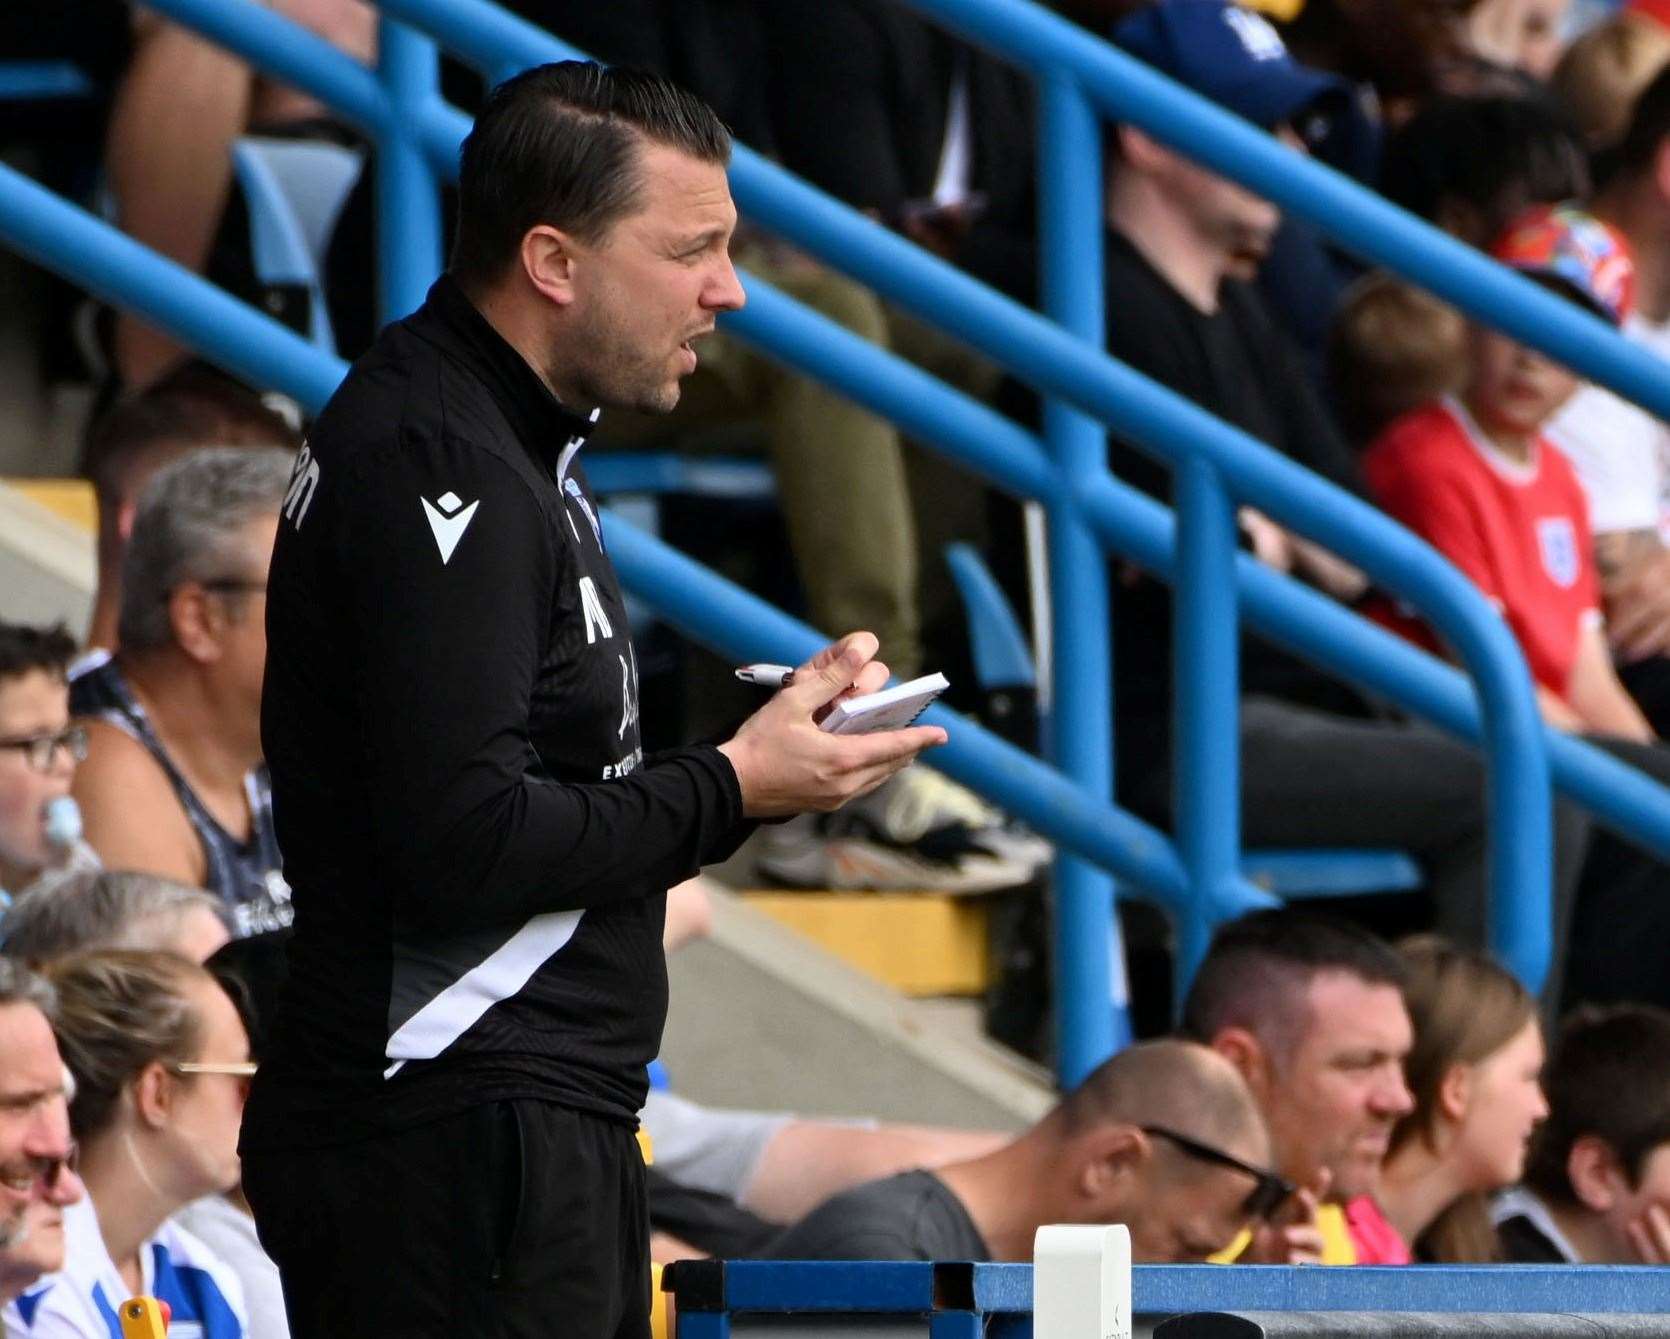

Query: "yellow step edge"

xmin=739 ymin=890 xmax=991 ymax=997
xmin=3 ymin=479 xmax=96 ymax=534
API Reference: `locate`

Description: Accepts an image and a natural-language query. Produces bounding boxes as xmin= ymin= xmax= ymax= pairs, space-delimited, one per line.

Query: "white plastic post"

xmin=1033 ymin=1224 xmax=1132 ymax=1339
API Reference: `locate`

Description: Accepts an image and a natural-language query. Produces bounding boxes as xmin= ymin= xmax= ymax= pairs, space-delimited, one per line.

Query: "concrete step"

xmin=662 ymin=887 xmax=1053 ymax=1130
xmin=0 ymin=479 xmax=94 ymax=635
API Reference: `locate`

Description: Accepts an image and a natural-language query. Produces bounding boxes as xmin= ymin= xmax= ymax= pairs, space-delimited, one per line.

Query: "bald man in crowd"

xmin=764 ymin=1039 xmax=1284 ymax=1263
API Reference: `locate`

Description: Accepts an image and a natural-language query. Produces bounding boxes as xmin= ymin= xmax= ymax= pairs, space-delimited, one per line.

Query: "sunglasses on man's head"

xmin=1140 ymin=1125 xmax=1294 ymax=1221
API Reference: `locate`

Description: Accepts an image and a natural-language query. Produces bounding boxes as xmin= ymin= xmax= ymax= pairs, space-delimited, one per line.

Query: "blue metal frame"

xmin=1036 ymin=73 xmax=1122 ymax=1062
xmin=0 ymin=62 xmax=96 ymax=102
xmin=662 ymin=1260 xmax=1670 ymax=1337
xmin=7 ymin=0 xmax=1670 ymax=1086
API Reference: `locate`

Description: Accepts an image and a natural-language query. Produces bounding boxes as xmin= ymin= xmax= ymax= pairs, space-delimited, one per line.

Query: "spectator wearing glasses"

xmin=70 ymin=449 xmax=294 ymax=940
xmin=0 ymin=960 xmax=83 ymax=1304
xmin=0 ymin=624 xmax=98 ymax=906
xmin=1183 ymin=911 xmax=1415 ymax=1265
xmin=1495 ymin=1004 xmax=1670 ymax=1263
xmin=1 ymin=871 xmax=288 ymax=1339
xmin=763 ymin=1039 xmax=1279 ymax=1264
xmin=1375 ymin=938 xmax=1547 ymax=1261
xmin=10 ymin=952 xmax=252 ymax=1338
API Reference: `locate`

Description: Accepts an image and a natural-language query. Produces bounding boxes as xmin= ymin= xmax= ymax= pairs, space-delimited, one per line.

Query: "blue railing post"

xmin=1038 ymin=75 xmax=1125 ymax=1080
xmin=376 ymin=17 xmax=444 ymax=325
xmin=1173 ymin=458 xmax=1242 ymax=1005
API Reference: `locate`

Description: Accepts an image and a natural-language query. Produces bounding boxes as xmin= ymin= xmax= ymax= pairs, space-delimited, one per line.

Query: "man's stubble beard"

xmin=559 ymin=300 xmax=682 ymax=418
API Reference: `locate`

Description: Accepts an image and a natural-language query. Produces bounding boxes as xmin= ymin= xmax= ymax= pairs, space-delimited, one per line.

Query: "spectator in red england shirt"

xmin=1365 ymin=203 xmax=1670 ymax=1013
xmin=1365 ymin=202 xmax=1652 ymax=740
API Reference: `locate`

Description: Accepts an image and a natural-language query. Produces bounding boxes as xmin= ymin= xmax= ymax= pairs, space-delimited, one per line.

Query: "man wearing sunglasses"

xmin=0 ymin=622 xmax=98 ymax=905
xmin=764 ymin=1039 xmax=1281 ymax=1264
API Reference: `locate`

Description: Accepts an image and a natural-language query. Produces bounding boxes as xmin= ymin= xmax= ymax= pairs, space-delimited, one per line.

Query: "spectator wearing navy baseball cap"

xmin=1111 ymin=0 xmax=1374 ymax=384
xmin=1112 ymin=0 xmax=1356 ymax=141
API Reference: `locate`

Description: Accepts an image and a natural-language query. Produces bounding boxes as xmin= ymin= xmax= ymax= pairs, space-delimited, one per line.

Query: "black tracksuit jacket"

xmin=242 ymin=275 xmax=750 ymax=1151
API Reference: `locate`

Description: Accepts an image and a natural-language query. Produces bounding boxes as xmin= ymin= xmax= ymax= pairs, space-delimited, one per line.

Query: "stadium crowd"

xmin=6 ymin=0 xmax=1670 ymax=1331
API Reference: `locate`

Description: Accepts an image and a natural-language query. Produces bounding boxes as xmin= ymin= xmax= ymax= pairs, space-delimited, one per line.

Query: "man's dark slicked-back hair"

xmin=1380 ymin=94 xmax=1589 ymax=236
xmin=1524 ymin=1004 xmax=1670 ymax=1204
xmin=1181 ymin=909 xmax=1405 ymax=1049
xmin=0 ymin=621 xmax=76 ymax=688
xmin=451 ymin=60 xmax=732 ymax=292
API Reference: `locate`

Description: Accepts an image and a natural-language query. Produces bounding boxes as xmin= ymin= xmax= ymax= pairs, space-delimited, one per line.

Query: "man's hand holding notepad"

xmin=820 ymin=672 xmax=950 ymax=735
xmin=717 ymin=633 xmax=947 ymax=818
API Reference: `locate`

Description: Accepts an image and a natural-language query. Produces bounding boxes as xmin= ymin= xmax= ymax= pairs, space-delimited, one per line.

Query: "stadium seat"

xmin=230 ymin=136 xmax=365 ymax=354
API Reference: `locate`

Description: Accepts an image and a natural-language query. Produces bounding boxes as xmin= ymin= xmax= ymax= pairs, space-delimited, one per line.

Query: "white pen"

xmin=734 ymin=663 xmax=796 ymax=688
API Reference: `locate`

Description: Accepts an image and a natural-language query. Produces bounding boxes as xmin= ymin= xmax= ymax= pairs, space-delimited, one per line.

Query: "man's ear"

xmin=116 ymin=498 xmax=139 ymax=546
xmin=1568 ymin=1136 xmax=1622 ymax=1213
xmin=1212 ymin=1027 xmax=1271 ymax=1100
xmin=1075 ymin=1124 xmax=1149 ymax=1203
xmin=522 ymin=225 xmax=580 ymax=308
xmin=168 ymin=586 xmax=223 ymax=666
xmin=132 ymin=1060 xmax=174 ymax=1130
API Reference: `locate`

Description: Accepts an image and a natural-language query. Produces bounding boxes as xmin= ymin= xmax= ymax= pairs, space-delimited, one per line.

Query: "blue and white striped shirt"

xmin=5 ymin=1197 xmax=247 ymax=1339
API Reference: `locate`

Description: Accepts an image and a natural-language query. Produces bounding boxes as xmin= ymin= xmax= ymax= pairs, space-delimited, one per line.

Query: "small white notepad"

xmin=819 ymin=672 xmax=950 ymax=736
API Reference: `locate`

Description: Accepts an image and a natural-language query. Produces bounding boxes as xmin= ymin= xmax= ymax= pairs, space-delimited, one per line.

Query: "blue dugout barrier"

xmin=6 ymin=0 xmax=1670 ymax=1084
xmin=662 ymin=1261 xmax=1670 ymax=1337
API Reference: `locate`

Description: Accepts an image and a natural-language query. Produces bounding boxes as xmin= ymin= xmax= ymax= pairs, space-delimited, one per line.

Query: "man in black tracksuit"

xmin=241 ymin=63 xmax=945 ymax=1339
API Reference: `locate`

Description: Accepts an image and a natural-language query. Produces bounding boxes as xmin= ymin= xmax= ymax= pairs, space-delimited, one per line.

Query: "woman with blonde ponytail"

xmin=3 ymin=951 xmax=251 ymax=1337
xmin=1374 ymin=937 xmax=1549 ymax=1261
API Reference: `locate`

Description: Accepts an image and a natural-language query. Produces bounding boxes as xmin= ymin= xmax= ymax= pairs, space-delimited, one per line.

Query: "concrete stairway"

xmin=663 ymin=886 xmax=1051 ymax=1130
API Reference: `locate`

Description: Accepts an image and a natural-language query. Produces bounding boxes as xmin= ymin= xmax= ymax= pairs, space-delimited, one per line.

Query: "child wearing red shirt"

xmin=1366 ymin=203 xmax=1655 ymax=741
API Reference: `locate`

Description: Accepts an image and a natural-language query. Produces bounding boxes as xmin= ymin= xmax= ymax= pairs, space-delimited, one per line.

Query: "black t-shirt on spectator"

xmin=494 ymin=1 xmax=776 ymax=156
xmin=1102 ymin=230 xmax=1375 ymax=807
xmin=1494 ymin=1214 xmax=1569 ymax=1264
xmin=763 ymin=1170 xmax=991 ymax=1262
xmin=759 ymin=0 xmax=1036 ymax=305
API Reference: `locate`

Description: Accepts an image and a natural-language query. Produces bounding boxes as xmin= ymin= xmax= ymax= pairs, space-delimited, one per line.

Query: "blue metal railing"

xmin=6 ymin=0 xmax=1670 ymax=1084
xmin=0 ymin=62 xmax=97 ymax=102
xmin=662 ymin=1260 xmax=1670 ymax=1337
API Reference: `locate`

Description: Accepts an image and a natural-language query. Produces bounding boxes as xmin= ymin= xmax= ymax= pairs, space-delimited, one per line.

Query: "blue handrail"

xmin=0 ymin=62 xmax=97 ymax=102
xmin=7 ymin=0 xmax=1670 ymax=1085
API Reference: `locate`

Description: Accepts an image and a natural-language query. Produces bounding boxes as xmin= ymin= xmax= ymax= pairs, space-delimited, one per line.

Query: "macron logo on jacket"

xmin=422 ymin=490 xmax=479 ymax=564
